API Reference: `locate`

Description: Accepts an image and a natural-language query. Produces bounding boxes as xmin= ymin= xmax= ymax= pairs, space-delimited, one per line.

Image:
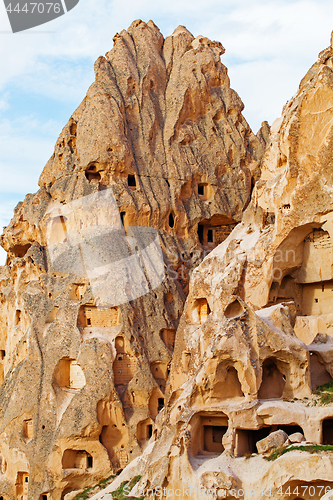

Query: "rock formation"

xmin=0 ymin=20 xmax=264 ymax=500
xmin=2 ymin=18 xmax=333 ymax=500
xmin=88 ymin=28 xmax=333 ymax=500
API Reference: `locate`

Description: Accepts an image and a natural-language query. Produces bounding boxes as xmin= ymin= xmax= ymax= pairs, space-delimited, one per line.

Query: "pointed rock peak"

xmin=191 ymin=35 xmax=225 ymax=55
xmin=147 ymin=19 xmax=161 ymax=32
xmin=127 ymin=19 xmax=162 ymax=37
xmin=128 ymin=19 xmax=144 ymax=31
xmin=171 ymin=25 xmax=194 ymax=38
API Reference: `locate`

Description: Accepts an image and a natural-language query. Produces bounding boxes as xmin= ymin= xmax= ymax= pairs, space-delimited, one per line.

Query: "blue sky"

xmin=1 ymin=0 xmax=333 ymax=264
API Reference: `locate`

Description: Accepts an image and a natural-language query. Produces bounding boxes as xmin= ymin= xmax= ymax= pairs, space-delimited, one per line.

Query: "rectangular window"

xmin=198 ymin=225 xmax=204 ymax=244
xmin=198 ymin=184 xmax=205 ymax=195
xmin=128 ymin=175 xmax=136 ymax=187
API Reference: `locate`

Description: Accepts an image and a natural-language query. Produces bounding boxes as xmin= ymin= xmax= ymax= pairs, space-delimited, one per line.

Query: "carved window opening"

xmin=24 ymin=419 xmax=33 ymax=439
xmin=149 ymin=388 xmax=165 ymax=419
xmin=150 ymin=361 xmax=168 ymax=393
xmin=310 ymin=352 xmax=333 ymax=391
xmin=211 ymin=363 xmax=244 ymax=400
xmin=85 ymin=165 xmax=101 ymax=182
xmin=70 ymin=122 xmax=77 ymax=135
xmin=258 ymin=358 xmax=286 ymax=399
xmin=198 ymin=225 xmax=204 ymax=244
xmin=190 ymin=298 xmax=210 ymax=324
xmin=113 ymin=336 xmax=135 ymax=386
xmin=191 ymin=414 xmax=229 ymax=456
xmin=70 ymin=284 xmax=87 ymax=301
xmin=137 ymin=419 xmax=153 ymax=448
xmin=224 ymin=298 xmax=244 ymax=319
xmin=127 ymin=175 xmax=136 ymax=188
xmin=198 ymin=219 xmax=236 ymax=248
xmin=52 ymin=358 xmax=86 ymax=390
xmin=49 ymin=216 xmax=68 ymax=244
xmin=203 ymin=426 xmax=227 ymax=453
xmin=278 ymin=424 xmax=304 ymax=436
xmin=235 ymin=427 xmax=272 ymax=456
xmin=197 ymin=183 xmax=210 ymax=201
xmin=46 ymin=306 xmax=59 ymax=324
xmin=300 ymin=277 xmax=333 ymax=316
xmin=11 ymin=244 xmax=32 ymax=258
xmin=77 ymin=305 xmax=120 ymax=327
xmin=62 ymin=450 xmax=93 ymax=469
xmin=168 ymin=213 xmax=175 ymax=228
xmin=323 ymin=418 xmax=333 ymax=445
xmin=266 ymin=212 xmax=275 ymax=225
xmin=160 ymin=329 xmax=176 ymax=351
xmin=16 ymin=472 xmax=29 ymax=500
xmin=235 ymin=425 xmax=304 ymax=456
xmin=120 ymin=211 xmax=128 ymax=231
xmin=15 ymin=310 xmax=21 ymax=326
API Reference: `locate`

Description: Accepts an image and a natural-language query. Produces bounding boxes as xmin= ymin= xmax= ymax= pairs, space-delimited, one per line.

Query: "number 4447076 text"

xmin=6 ymin=3 xmax=61 ymax=14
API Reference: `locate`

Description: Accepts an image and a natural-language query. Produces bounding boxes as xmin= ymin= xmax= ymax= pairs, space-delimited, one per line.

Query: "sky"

xmin=0 ymin=0 xmax=333 ymax=265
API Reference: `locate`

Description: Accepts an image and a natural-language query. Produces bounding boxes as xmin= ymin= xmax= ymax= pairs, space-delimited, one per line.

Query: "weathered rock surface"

xmin=102 ymin=31 xmax=333 ymax=500
xmin=288 ymin=432 xmax=305 ymax=443
xmin=0 ymin=20 xmax=264 ymax=500
xmin=2 ymin=18 xmax=333 ymax=500
xmin=256 ymin=429 xmax=288 ymax=454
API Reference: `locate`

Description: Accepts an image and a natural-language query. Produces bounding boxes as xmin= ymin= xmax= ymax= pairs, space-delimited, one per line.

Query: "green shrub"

xmin=264 ymin=444 xmax=333 ymax=461
xmin=72 ymin=474 xmax=144 ymax=500
xmin=111 ymin=476 xmax=143 ymax=500
xmin=72 ymin=475 xmax=115 ymax=499
xmin=315 ymin=380 xmax=333 ymax=405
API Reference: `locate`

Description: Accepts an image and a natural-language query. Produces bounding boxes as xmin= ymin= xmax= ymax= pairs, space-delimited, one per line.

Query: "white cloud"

xmin=1 ymin=0 xmax=333 ymax=130
xmin=0 ymin=114 xmax=60 ymax=193
xmin=0 ymin=97 xmax=9 ymax=111
xmin=0 ymin=199 xmax=17 ymax=266
xmin=0 ymin=200 xmax=16 ymax=229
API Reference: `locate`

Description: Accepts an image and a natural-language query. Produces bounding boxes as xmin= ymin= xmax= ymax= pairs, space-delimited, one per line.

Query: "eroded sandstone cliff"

xmin=0 ymin=20 xmax=265 ymax=500
xmin=91 ymin=30 xmax=333 ymax=500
